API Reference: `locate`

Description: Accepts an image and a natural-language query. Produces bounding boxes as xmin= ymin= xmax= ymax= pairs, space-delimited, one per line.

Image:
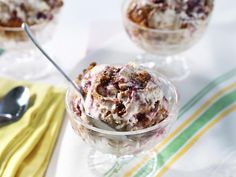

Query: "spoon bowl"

xmin=0 ymin=86 xmax=30 ymax=124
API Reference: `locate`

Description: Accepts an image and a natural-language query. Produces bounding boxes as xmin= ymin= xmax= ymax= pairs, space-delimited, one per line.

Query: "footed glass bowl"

xmin=122 ymin=0 xmax=214 ymax=80
xmin=0 ymin=11 xmax=60 ymax=80
xmin=65 ymin=67 xmax=179 ymax=176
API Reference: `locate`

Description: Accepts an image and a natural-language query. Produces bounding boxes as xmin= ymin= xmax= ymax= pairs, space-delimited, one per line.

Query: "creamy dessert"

xmin=67 ymin=62 xmax=178 ymax=156
xmin=128 ymin=0 xmax=213 ymax=30
xmin=72 ymin=62 xmax=169 ymax=131
xmin=0 ymin=0 xmax=63 ymax=44
xmin=0 ymin=0 xmax=63 ymax=27
xmin=123 ymin=0 xmax=214 ymax=54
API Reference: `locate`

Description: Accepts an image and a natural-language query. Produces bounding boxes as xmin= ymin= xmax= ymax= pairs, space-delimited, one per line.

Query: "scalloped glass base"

xmin=0 ymin=50 xmax=53 ymax=80
xmin=88 ymin=149 xmax=158 ymax=177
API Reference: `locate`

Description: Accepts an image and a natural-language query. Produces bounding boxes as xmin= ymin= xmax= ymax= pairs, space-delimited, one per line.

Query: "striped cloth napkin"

xmin=0 ymin=77 xmax=65 ymax=177
xmin=103 ymin=67 xmax=236 ymax=177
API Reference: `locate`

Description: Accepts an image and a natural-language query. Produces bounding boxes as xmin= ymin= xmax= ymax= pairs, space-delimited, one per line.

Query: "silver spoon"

xmin=0 ymin=86 xmax=30 ymax=125
xmin=21 ymin=23 xmax=117 ymax=132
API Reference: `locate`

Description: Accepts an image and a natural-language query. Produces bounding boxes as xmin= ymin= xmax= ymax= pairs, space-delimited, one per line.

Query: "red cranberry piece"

xmin=84 ymin=81 xmax=91 ymax=89
xmin=76 ymin=104 xmax=82 ymax=116
xmin=187 ymin=0 xmax=201 ymax=11
xmin=36 ymin=12 xmax=47 ymax=19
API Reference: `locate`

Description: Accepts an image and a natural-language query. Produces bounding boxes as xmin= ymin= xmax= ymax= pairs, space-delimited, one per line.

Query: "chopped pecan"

xmin=135 ymin=113 xmax=150 ymax=128
xmin=115 ymin=102 xmax=126 ymax=116
xmin=132 ymin=71 xmax=151 ymax=89
xmin=36 ymin=12 xmax=47 ymax=19
xmin=96 ymin=84 xmax=108 ymax=97
xmin=128 ymin=4 xmax=152 ymax=26
xmin=100 ymin=75 xmax=111 ymax=86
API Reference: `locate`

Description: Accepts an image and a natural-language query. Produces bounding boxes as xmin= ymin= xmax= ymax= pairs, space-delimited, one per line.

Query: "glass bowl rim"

xmin=0 ymin=22 xmax=48 ymax=32
xmin=65 ymin=67 xmax=179 ymax=136
xmin=121 ymin=0 xmax=212 ymax=34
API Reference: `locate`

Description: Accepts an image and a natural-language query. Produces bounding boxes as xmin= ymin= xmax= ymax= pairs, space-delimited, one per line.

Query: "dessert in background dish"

xmin=123 ymin=0 xmax=214 ymax=55
xmin=0 ymin=0 xmax=63 ymax=28
xmin=0 ymin=0 xmax=63 ymax=79
xmin=128 ymin=0 xmax=213 ymax=31
xmin=0 ymin=0 xmax=63 ymax=41
xmin=73 ymin=62 xmax=169 ymax=131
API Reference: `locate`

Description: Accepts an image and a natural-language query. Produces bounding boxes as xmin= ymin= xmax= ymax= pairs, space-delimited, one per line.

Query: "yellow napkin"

xmin=0 ymin=77 xmax=65 ymax=177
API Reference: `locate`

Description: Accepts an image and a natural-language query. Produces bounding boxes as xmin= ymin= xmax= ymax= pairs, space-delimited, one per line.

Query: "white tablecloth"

xmin=16 ymin=0 xmax=235 ymax=176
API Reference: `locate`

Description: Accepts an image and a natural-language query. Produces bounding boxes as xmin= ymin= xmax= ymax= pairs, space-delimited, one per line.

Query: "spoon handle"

xmin=22 ymin=23 xmax=80 ymax=93
xmin=22 ymin=23 xmax=125 ymax=134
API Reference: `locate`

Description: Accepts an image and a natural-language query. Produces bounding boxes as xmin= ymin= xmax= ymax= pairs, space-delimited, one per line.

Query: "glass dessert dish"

xmin=65 ymin=62 xmax=179 ymax=176
xmin=123 ymin=0 xmax=214 ymax=80
xmin=0 ymin=0 xmax=63 ymax=80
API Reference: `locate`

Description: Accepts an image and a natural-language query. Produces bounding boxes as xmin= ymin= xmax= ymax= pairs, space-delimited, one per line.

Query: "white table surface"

xmin=44 ymin=1 xmax=124 ymax=177
xmin=30 ymin=0 xmax=236 ymax=176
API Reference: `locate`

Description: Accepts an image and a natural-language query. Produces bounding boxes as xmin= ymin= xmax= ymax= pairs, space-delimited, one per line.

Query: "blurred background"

xmin=44 ymin=0 xmax=236 ymax=83
xmin=1 ymin=0 xmax=235 ymax=83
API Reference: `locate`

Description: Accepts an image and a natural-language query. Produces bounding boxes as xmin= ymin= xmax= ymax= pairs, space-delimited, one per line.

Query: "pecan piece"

xmin=114 ymin=102 xmax=126 ymax=116
xmin=132 ymin=71 xmax=151 ymax=89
